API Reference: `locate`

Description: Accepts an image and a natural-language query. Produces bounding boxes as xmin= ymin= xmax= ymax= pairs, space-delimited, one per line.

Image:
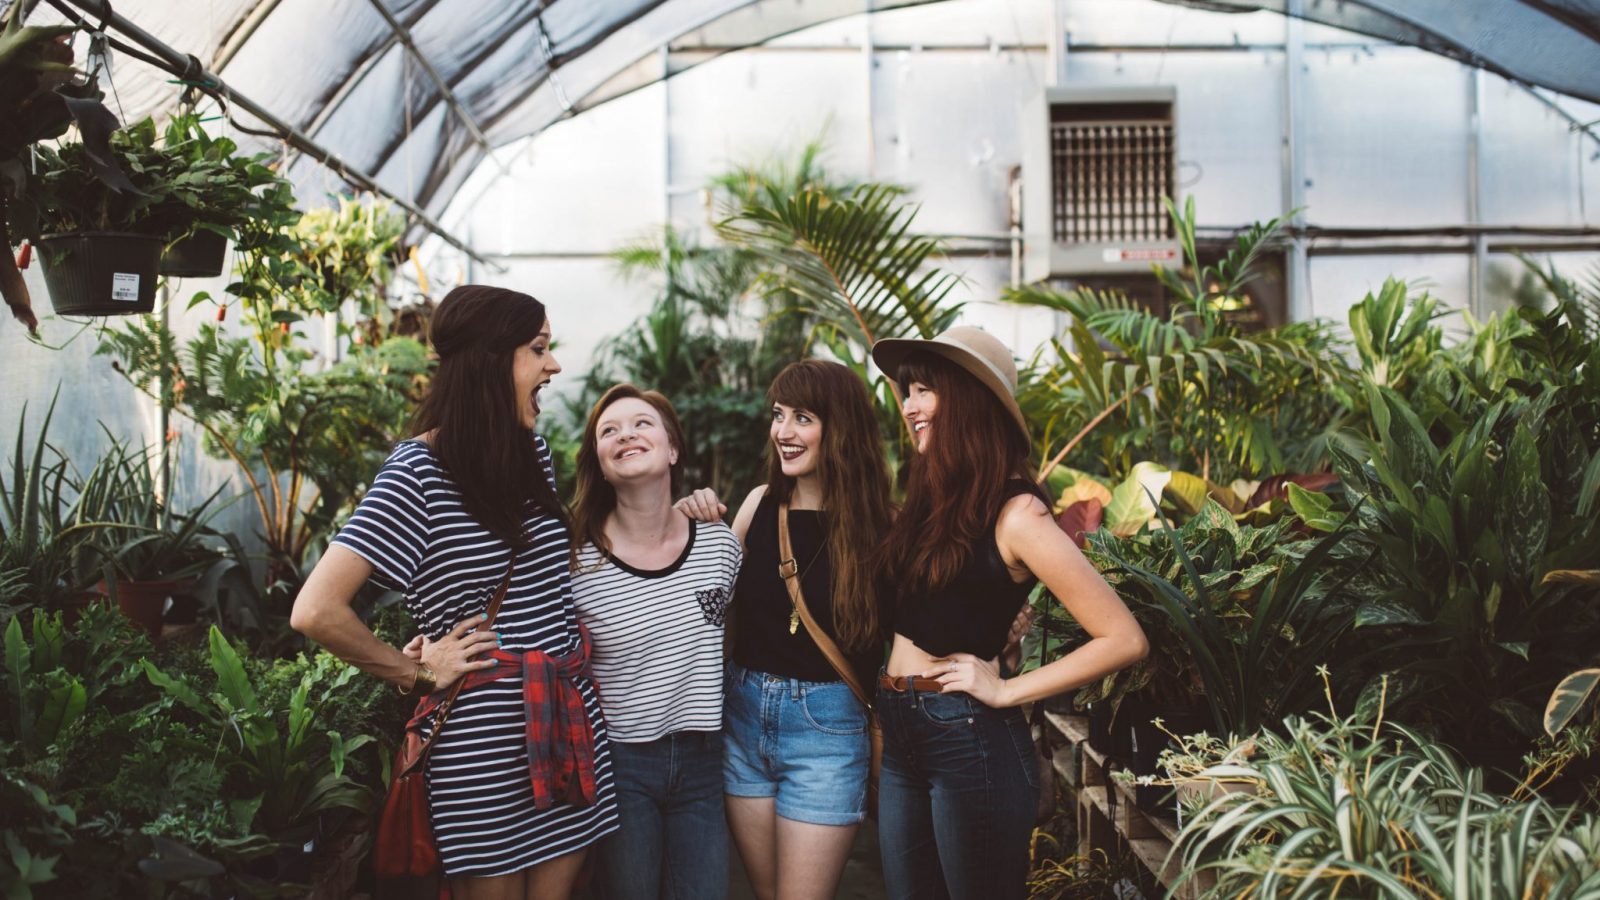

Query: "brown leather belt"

xmin=878 ymin=673 xmax=945 ymax=693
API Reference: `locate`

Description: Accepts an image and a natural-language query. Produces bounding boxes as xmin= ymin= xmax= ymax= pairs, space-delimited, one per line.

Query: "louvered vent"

xmin=1023 ymin=87 xmax=1181 ymax=280
xmin=1051 ymin=103 xmax=1175 ymax=244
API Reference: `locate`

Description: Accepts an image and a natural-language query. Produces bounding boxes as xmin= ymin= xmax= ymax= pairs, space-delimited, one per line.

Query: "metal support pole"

xmin=1467 ymin=67 xmax=1487 ymax=319
xmin=1282 ymin=0 xmax=1311 ymax=323
xmin=57 ymin=0 xmax=500 ymax=270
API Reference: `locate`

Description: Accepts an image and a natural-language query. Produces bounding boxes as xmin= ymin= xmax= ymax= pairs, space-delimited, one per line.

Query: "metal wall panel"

xmin=1309 ymin=253 xmax=1471 ymax=328
xmin=1480 ymin=81 xmax=1587 ymax=227
xmin=870 ymin=49 xmax=1048 ymax=236
xmin=1301 ymin=47 xmax=1471 ymax=227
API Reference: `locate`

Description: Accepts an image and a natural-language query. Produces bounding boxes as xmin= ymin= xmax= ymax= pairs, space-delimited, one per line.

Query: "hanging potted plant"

xmin=152 ymin=112 xmax=289 ymax=278
xmin=0 ymin=5 xmax=133 ymax=330
xmin=6 ymin=117 xmax=175 ymax=316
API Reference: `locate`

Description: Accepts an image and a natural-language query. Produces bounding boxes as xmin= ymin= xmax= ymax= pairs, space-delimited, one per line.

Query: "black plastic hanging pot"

xmin=159 ymin=229 xmax=227 ymax=278
xmin=35 ymin=232 xmax=161 ymax=315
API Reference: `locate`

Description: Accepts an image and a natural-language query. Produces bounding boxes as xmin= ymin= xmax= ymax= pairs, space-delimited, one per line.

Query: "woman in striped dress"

xmin=292 ymin=285 xmax=618 ymax=899
xmin=567 ymin=384 xmax=742 ymax=899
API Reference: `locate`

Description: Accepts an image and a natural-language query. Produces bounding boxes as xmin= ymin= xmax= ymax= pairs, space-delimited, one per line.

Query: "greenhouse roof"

xmin=23 ymin=0 xmax=1600 ymax=250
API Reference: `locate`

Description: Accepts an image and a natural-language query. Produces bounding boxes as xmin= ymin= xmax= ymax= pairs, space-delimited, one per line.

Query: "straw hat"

xmin=871 ymin=325 xmax=1030 ymax=445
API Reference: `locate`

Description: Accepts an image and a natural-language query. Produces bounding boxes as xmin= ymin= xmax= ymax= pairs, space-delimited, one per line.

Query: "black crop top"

xmin=731 ymin=491 xmax=880 ymax=683
xmin=892 ymin=480 xmax=1043 ymax=660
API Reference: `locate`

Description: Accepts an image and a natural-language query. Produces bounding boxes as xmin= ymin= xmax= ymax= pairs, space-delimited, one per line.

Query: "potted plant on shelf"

xmin=78 ymin=438 xmax=227 ymax=636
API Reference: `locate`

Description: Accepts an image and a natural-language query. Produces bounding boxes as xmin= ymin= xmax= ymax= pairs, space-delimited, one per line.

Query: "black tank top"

xmin=893 ymin=480 xmax=1042 ymax=659
xmin=731 ymin=491 xmax=879 ymax=683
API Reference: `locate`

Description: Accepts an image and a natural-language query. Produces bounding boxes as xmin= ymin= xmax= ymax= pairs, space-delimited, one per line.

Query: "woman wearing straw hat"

xmin=871 ymin=326 xmax=1148 ymax=900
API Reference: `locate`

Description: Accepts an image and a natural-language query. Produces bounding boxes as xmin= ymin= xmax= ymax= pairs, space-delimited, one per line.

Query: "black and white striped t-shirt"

xmin=572 ymin=520 xmax=742 ymax=742
xmin=332 ymin=437 xmax=617 ymax=877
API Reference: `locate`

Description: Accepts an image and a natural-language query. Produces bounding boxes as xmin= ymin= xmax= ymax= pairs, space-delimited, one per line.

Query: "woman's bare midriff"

xmin=885 ymin=632 xmax=945 ymax=679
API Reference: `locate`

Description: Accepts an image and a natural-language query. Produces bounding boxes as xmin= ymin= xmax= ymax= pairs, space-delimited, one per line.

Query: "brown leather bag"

xmin=777 ymin=504 xmax=884 ymax=816
xmin=373 ymin=555 xmax=516 ymax=888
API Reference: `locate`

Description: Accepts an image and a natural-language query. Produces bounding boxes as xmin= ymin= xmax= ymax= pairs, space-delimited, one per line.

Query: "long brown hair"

xmin=766 ymin=360 xmax=894 ymax=652
xmin=571 ymin=384 xmax=688 ymax=560
xmin=880 ymin=351 xmax=1038 ymax=593
xmin=410 ymin=285 xmax=565 ymax=545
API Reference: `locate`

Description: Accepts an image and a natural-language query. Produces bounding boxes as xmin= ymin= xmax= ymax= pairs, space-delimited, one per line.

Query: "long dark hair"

xmin=880 ymin=351 xmax=1038 ymax=593
xmin=411 ymin=285 xmax=565 ymax=545
xmin=765 ymin=360 xmax=895 ymax=652
xmin=571 ymin=383 xmax=688 ymax=560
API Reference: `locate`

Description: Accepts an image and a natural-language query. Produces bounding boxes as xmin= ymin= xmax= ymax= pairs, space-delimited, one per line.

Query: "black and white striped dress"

xmin=333 ymin=437 xmax=618 ymax=877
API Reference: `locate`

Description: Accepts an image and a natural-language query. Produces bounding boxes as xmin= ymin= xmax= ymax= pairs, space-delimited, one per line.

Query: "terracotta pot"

xmin=94 ymin=579 xmax=189 ymax=636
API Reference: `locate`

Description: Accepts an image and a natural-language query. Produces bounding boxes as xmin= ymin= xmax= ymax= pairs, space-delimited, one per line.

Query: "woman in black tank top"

xmin=870 ymin=327 xmax=1148 ymax=900
xmin=717 ymin=360 xmax=894 ymax=900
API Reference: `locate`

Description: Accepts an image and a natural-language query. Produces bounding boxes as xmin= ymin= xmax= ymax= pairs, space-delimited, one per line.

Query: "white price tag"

xmin=111 ymin=272 xmax=140 ymax=303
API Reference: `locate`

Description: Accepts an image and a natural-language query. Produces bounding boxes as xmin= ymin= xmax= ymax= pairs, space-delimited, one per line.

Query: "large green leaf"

xmin=141 ymin=659 xmax=210 ymax=715
xmin=1501 ymin=424 xmax=1550 ymax=581
xmin=32 ymin=680 xmax=85 ymax=751
xmin=1544 ymin=668 xmax=1600 ymax=737
xmin=1104 ymin=462 xmax=1171 ymax=536
xmin=207 ymin=625 xmax=257 ymax=712
xmin=1286 ymin=483 xmax=1340 ymax=532
xmin=5 ymin=615 xmax=31 ymax=750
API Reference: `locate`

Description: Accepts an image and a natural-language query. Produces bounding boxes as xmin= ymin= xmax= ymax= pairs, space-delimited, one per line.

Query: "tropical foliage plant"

xmin=1168 ymin=679 xmax=1600 ymax=898
xmin=1007 ymin=198 xmax=1347 ymax=486
xmin=1318 ymin=297 xmax=1600 ymax=774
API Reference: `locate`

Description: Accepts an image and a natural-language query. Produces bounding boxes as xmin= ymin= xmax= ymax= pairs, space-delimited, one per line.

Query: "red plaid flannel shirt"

xmin=409 ymin=626 xmax=599 ymax=810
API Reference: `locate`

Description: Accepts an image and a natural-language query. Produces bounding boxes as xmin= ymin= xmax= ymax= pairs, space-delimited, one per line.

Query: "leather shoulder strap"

xmin=405 ymin=549 xmax=517 ymax=771
xmin=778 ymin=503 xmax=871 ymax=710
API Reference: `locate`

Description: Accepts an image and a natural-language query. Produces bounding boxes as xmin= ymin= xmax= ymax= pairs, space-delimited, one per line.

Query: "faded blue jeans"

xmin=592 ymin=730 xmax=728 ymax=900
xmin=875 ymin=683 xmax=1039 ymax=900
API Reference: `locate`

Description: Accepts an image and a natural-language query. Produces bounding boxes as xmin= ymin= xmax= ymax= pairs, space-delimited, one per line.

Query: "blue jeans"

xmin=723 ymin=663 xmax=870 ymax=826
xmin=592 ymin=730 xmax=728 ymax=900
xmin=875 ymin=684 xmax=1039 ymax=900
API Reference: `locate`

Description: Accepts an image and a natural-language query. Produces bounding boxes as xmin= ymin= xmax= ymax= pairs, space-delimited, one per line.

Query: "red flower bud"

xmin=216 ymin=306 xmax=227 ymax=322
xmin=15 ymin=242 xmax=31 ymax=270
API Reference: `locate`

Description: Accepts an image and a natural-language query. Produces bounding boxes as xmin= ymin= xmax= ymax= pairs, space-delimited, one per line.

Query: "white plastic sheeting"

xmin=12 ymin=0 xmax=1599 ymax=248
xmin=14 ymin=0 xmax=943 ymax=242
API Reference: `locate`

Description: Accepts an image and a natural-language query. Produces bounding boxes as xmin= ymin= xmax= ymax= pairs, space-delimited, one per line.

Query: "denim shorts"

xmin=723 ymin=662 xmax=869 ymax=826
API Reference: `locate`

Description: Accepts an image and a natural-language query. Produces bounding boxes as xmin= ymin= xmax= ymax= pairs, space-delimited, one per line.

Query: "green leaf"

xmin=1353 ymin=598 xmax=1425 ymax=628
xmin=1164 ymin=471 xmax=1210 ymax=517
xmin=1104 ymin=462 xmax=1171 ymax=536
xmin=5 ymin=617 xmax=31 ymax=751
xmin=31 ymin=681 xmax=85 ymax=751
xmin=207 ymin=626 xmax=257 ymax=712
xmin=1543 ymin=668 xmax=1600 ymax=737
xmin=1495 ymin=641 xmax=1529 ymax=661
xmin=141 ymin=659 xmax=210 ymax=715
xmin=1285 ymin=483 xmax=1340 ymax=532
xmin=1501 ymin=424 xmax=1549 ymax=580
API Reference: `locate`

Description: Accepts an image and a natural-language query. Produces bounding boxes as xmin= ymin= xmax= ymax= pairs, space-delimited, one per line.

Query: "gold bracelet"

xmin=397 ymin=664 xmax=420 ymax=695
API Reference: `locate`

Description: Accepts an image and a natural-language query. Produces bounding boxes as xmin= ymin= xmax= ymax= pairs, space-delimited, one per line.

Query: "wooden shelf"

xmin=1040 ymin=709 xmax=1196 ymax=898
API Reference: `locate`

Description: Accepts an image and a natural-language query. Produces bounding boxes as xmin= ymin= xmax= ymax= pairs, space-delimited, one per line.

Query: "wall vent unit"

xmin=1023 ymin=86 xmax=1180 ymax=282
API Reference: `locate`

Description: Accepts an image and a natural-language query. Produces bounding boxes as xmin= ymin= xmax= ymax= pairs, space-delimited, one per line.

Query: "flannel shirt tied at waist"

xmin=407 ymin=627 xmax=599 ymax=811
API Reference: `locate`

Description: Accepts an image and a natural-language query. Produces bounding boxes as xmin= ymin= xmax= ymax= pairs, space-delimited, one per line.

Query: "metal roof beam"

xmin=56 ymin=0 xmax=499 ymax=269
xmin=361 ymin=0 xmax=501 ymax=163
